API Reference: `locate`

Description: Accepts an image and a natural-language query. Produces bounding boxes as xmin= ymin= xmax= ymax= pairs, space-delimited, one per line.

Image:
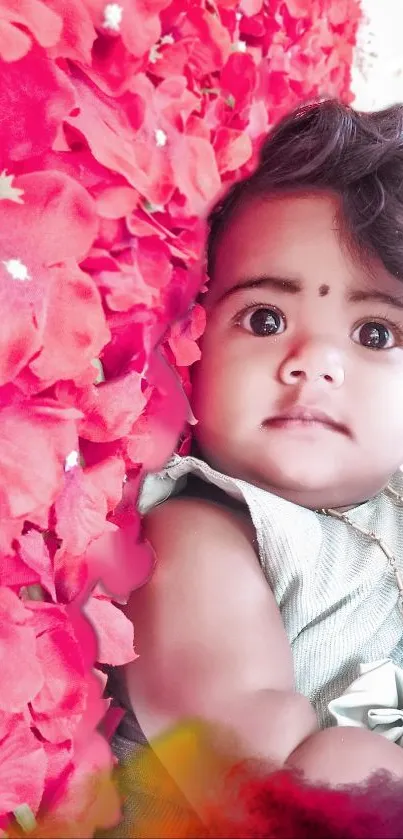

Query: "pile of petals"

xmin=116 ymin=752 xmax=403 ymax=839
xmin=0 ymin=0 xmax=361 ymax=835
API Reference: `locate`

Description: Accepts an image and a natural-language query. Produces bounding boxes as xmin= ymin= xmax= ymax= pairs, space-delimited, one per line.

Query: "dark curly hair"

xmin=207 ymin=99 xmax=403 ymax=281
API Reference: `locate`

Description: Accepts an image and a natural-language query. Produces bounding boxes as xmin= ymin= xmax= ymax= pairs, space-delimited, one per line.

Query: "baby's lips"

xmin=265 ymin=405 xmax=351 ymax=436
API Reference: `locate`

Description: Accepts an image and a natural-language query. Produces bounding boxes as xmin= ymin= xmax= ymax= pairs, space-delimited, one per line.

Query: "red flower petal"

xmin=221 ymin=51 xmax=257 ymax=111
xmin=0 ymin=710 xmax=18 ymax=742
xmin=180 ymin=7 xmax=232 ymax=73
xmin=0 ymin=0 xmax=62 ymax=61
xmin=65 ymin=73 xmax=155 ymax=196
xmin=84 ymin=596 xmax=135 ymax=665
xmin=0 ymin=588 xmax=44 ymax=712
xmin=284 ymin=0 xmax=312 ymax=17
xmin=0 ymin=170 xmax=97 ymax=385
xmin=30 ymin=613 xmax=87 ymax=743
xmin=120 ymin=0 xmax=169 ymax=60
xmin=214 ymin=127 xmax=253 ymax=174
xmin=54 ymin=545 xmax=90 ymax=603
xmin=40 ymin=740 xmax=72 ymax=813
xmin=0 ymin=719 xmax=47 ymax=816
xmin=167 ymin=304 xmax=206 ymax=368
xmin=85 ymin=32 xmax=143 ymax=97
xmin=0 ymin=517 xmax=26 ymax=558
xmin=46 ymin=0 xmax=96 ymax=63
xmin=0 ymin=46 xmax=75 ymax=166
xmin=86 ymin=0 xmax=170 ymax=59
xmin=215 ymin=0 xmax=238 ymax=7
xmin=44 ymin=730 xmax=120 ymax=834
xmin=240 ymin=0 xmax=264 ymax=14
xmin=0 ymin=399 xmax=81 ymax=522
xmin=57 ymin=371 xmax=147 ymax=444
xmin=100 ymin=236 xmax=172 ymax=312
xmin=94 ymin=184 xmax=139 ymax=219
xmin=85 ymin=525 xmax=154 ymax=600
xmin=0 ymin=288 xmax=41 ymax=386
xmin=134 ymin=235 xmax=173 ymax=289
xmin=29 ymin=262 xmax=110 ymax=388
xmin=0 ymin=18 xmax=31 ymax=61
xmin=126 ymin=350 xmax=189 ymax=470
xmin=18 ymin=529 xmax=56 ymax=601
xmin=0 ymin=179 xmax=98 ymax=389
xmin=0 ymin=551 xmax=41 ymax=592
xmin=0 ymin=170 xmax=98 ymax=266
xmin=85 ymin=456 xmax=126 ymax=514
xmin=172 ymin=133 xmax=221 ymax=215
xmin=55 ymin=466 xmax=115 ymax=557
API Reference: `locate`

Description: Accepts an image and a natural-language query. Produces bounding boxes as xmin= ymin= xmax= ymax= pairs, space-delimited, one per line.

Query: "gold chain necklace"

xmin=317 ymin=485 xmax=403 ymax=617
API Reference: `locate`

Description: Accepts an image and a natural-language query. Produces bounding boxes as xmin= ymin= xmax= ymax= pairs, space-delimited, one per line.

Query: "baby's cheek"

xmin=194 ymin=332 xmax=270 ymax=425
xmin=352 ymin=373 xmax=403 ymax=468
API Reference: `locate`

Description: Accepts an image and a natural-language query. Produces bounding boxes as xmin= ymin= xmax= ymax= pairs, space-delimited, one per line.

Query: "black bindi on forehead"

xmin=318 ymin=284 xmax=330 ymax=297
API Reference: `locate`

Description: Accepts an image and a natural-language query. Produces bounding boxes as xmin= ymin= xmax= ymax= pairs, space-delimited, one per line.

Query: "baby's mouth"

xmin=264 ymin=407 xmax=350 ymax=436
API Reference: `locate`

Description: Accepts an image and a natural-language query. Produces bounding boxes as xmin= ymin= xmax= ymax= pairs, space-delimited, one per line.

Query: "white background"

xmin=352 ymin=0 xmax=403 ymax=109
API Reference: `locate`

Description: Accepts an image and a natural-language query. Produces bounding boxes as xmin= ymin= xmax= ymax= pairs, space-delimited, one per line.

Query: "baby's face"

xmin=192 ymin=192 xmax=403 ymax=509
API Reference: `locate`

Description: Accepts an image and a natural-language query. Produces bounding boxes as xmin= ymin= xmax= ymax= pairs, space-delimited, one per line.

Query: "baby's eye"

xmin=239 ymin=306 xmax=286 ymax=337
xmin=352 ymin=321 xmax=396 ymax=350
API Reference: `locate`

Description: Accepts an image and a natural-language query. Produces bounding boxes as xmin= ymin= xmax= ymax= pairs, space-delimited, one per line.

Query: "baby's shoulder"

xmin=132 ymin=496 xmax=271 ymax=660
xmin=143 ymin=495 xmax=257 ymax=573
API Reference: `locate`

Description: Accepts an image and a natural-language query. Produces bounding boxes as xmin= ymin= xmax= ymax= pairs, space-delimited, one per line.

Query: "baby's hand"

xmin=288 ymin=726 xmax=403 ymax=786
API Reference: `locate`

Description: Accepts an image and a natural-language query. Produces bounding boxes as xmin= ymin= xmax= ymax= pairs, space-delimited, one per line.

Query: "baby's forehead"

xmin=208 ymin=193 xmax=403 ymax=307
xmin=212 ymin=193 xmax=341 ymax=267
xmin=209 ymin=196 xmax=348 ymax=291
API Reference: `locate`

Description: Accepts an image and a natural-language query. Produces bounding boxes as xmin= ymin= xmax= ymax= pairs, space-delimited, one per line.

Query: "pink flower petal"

xmin=30 ymin=620 xmax=87 ymax=743
xmin=18 ymin=529 xmax=56 ymax=601
xmin=84 ymin=596 xmax=136 ymax=665
xmin=0 ymin=720 xmax=47 ymax=815
xmin=55 ymin=467 xmax=115 ymax=557
xmin=0 ymin=588 xmax=43 ymax=712
xmin=0 ymin=45 xmax=75 ymax=166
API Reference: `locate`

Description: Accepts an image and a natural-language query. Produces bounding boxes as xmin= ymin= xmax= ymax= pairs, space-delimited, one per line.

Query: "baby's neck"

xmin=190 ymin=444 xmax=394 ymax=513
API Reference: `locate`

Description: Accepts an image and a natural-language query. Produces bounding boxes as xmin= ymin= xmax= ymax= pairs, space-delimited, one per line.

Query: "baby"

xmin=122 ymin=100 xmax=403 ymax=801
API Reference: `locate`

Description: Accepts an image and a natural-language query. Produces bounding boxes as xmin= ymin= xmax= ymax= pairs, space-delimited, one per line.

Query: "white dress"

xmin=140 ymin=454 xmax=403 ymax=738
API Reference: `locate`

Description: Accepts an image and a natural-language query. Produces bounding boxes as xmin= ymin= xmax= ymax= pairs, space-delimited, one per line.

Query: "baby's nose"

xmin=279 ymin=342 xmax=345 ymax=388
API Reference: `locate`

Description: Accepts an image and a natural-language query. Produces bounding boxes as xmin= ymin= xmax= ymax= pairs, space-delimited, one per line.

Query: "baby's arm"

xmin=124 ymin=497 xmax=403 ymax=806
xmin=288 ymin=725 xmax=403 ymax=785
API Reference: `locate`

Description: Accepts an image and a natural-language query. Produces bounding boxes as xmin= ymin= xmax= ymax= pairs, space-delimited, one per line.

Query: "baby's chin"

xmin=196 ymin=433 xmax=358 ymax=508
xmin=215 ymin=447 xmax=355 ymax=510
xmin=246 ymin=463 xmax=347 ymax=509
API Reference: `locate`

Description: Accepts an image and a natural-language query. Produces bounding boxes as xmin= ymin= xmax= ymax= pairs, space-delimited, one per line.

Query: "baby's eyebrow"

xmin=216 ymin=274 xmax=302 ymax=303
xmin=348 ymin=288 xmax=403 ymax=310
xmin=216 ymin=275 xmax=403 ymax=312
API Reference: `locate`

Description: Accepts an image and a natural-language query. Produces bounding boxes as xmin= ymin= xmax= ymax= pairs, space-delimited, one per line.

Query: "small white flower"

xmin=65 ymin=450 xmax=80 ymax=472
xmin=235 ymin=11 xmax=242 ymax=20
xmin=232 ymin=39 xmax=247 ymax=52
xmin=149 ymin=34 xmax=174 ymax=63
xmin=3 ymin=258 xmax=30 ymax=281
xmin=149 ymin=45 xmax=161 ymax=63
xmin=91 ymin=357 xmax=105 ymax=384
xmin=154 ymin=128 xmax=168 ymax=147
xmin=0 ymin=170 xmax=24 ymax=204
xmin=102 ymin=2 xmax=123 ymax=32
